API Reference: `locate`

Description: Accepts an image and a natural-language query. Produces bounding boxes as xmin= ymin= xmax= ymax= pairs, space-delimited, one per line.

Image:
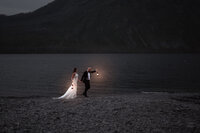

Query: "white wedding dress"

xmin=55 ymin=73 xmax=78 ymax=99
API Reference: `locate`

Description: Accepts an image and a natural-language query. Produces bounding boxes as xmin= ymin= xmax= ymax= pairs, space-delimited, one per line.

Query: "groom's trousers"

xmin=83 ymin=80 xmax=90 ymax=96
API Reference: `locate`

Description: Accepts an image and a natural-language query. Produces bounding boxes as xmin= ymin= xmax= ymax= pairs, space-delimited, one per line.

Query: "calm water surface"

xmin=0 ymin=54 xmax=200 ymax=97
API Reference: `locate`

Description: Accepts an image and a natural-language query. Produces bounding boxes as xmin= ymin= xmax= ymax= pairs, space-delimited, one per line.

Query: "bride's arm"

xmin=71 ymin=73 xmax=75 ymax=81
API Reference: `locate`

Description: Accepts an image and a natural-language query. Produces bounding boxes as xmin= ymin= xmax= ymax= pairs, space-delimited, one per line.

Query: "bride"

xmin=54 ymin=68 xmax=79 ymax=99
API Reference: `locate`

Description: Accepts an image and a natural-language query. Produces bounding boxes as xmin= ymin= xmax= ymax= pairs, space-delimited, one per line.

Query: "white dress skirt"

xmin=55 ymin=73 xmax=78 ymax=99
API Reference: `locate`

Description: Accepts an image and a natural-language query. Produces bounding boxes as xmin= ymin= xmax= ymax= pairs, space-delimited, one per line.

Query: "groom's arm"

xmin=90 ymin=70 xmax=96 ymax=73
xmin=81 ymin=74 xmax=84 ymax=81
xmin=81 ymin=71 xmax=86 ymax=81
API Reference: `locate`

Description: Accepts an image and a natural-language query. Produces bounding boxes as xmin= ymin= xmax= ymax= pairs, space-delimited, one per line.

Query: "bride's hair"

xmin=73 ymin=68 xmax=77 ymax=73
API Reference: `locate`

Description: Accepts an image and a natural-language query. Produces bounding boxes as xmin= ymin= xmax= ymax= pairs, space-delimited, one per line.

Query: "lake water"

xmin=0 ymin=54 xmax=200 ymax=97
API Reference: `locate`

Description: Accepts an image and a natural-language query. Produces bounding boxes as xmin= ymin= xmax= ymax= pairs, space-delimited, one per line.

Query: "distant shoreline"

xmin=0 ymin=51 xmax=200 ymax=54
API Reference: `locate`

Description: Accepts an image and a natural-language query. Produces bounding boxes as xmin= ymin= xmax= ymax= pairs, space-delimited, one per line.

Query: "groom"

xmin=81 ymin=67 xmax=96 ymax=97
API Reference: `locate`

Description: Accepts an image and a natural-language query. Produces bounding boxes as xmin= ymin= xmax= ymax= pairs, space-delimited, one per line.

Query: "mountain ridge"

xmin=0 ymin=0 xmax=199 ymax=53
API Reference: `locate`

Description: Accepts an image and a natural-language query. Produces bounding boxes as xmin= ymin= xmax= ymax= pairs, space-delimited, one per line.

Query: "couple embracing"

xmin=55 ymin=67 xmax=97 ymax=99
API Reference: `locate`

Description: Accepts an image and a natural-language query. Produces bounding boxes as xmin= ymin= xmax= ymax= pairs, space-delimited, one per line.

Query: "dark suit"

xmin=81 ymin=70 xmax=96 ymax=97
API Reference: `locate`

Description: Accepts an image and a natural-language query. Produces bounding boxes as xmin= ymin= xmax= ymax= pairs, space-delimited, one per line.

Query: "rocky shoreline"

xmin=0 ymin=93 xmax=200 ymax=133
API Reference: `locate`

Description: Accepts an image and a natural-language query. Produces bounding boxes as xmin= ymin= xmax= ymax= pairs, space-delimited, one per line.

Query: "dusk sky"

xmin=0 ymin=0 xmax=54 ymax=15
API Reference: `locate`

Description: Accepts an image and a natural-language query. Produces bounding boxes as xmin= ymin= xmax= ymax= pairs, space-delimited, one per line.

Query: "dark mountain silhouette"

xmin=0 ymin=0 xmax=199 ymax=53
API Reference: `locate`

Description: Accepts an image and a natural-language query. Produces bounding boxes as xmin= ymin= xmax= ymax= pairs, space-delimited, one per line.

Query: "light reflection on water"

xmin=0 ymin=54 xmax=200 ymax=96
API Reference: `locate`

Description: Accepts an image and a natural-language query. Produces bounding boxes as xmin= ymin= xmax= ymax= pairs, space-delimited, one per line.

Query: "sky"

xmin=0 ymin=0 xmax=54 ymax=15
